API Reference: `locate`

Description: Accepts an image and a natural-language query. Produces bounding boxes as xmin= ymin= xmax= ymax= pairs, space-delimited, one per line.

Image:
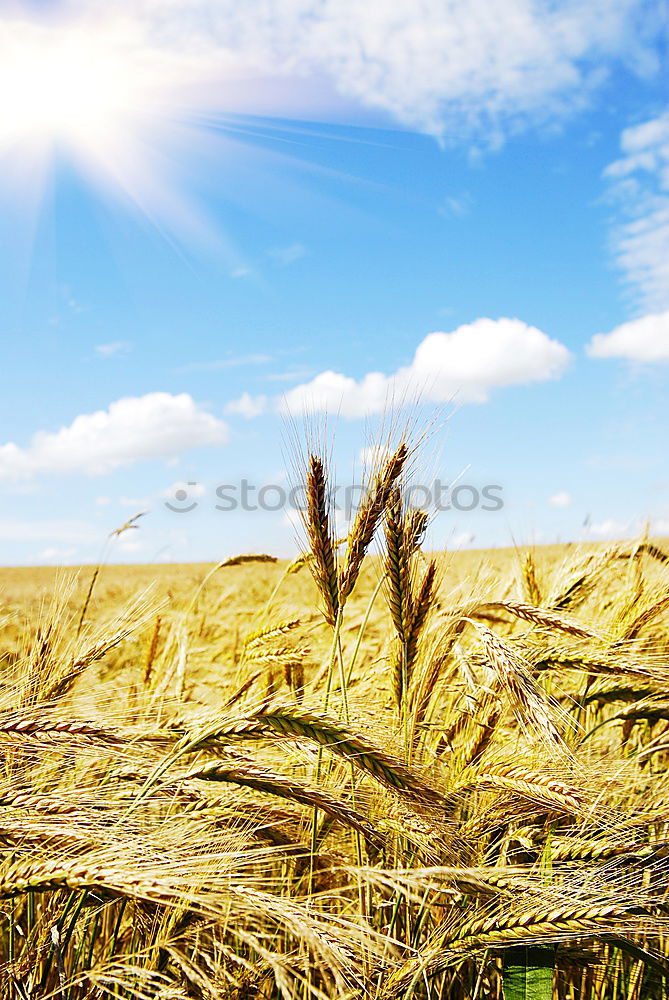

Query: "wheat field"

xmin=1 ymin=440 xmax=669 ymax=999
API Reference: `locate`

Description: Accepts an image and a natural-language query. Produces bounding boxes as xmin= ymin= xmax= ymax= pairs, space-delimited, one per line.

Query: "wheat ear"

xmin=384 ymin=902 xmax=654 ymax=995
xmin=191 ymin=704 xmax=443 ymax=805
xmin=339 ymin=442 xmax=408 ymax=604
xmin=173 ymin=758 xmax=384 ymax=855
xmin=305 ymin=455 xmax=340 ymax=626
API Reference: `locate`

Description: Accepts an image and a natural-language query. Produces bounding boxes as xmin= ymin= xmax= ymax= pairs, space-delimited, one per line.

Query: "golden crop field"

xmin=1 ymin=445 xmax=668 ymax=1000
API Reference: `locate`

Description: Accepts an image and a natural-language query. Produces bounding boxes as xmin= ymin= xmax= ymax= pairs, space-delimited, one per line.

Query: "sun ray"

xmin=0 ymin=4 xmax=407 ymax=278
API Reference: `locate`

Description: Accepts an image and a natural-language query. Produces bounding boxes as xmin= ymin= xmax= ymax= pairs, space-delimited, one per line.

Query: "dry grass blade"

xmin=143 ymin=615 xmax=162 ymax=686
xmin=455 ymin=697 xmax=502 ymax=766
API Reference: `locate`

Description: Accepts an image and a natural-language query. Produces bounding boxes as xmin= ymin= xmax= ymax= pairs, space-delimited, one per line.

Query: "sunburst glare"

xmin=0 ymin=9 xmax=358 ymax=259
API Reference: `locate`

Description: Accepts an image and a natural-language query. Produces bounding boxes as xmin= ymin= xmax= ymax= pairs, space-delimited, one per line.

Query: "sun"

xmin=0 ymin=10 xmax=351 ymax=256
xmin=0 ymin=20 xmax=149 ymax=162
xmin=0 ymin=13 xmax=220 ymax=245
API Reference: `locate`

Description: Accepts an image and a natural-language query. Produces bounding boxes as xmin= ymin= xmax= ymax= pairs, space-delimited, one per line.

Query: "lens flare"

xmin=0 ymin=20 xmax=161 ymax=160
xmin=0 ymin=10 xmax=361 ymax=259
xmin=0 ymin=14 xmax=228 ymax=249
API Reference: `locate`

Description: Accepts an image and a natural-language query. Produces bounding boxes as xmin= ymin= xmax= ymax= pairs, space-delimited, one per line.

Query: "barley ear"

xmin=339 ymin=441 xmax=409 ymax=604
xmin=305 ymin=455 xmax=340 ymax=626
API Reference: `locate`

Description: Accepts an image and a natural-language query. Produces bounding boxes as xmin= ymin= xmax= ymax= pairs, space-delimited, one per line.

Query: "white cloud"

xmin=604 ymin=110 xmax=669 ymax=311
xmin=161 ymin=480 xmax=206 ymax=499
xmin=38 ymin=546 xmax=78 ymax=561
xmin=119 ymin=0 xmax=660 ymax=140
xmin=282 ymin=317 xmax=570 ymax=417
xmin=0 ymin=393 xmax=228 ymax=481
xmin=439 ymin=194 xmax=473 ymax=218
xmin=586 ymin=309 xmax=669 ymax=362
xmin=586 ymin=518 xmax=631 ymax=538
xmin=17 ymin=0 xmax=657 ymax=145
xmin=119 ymin=496 xmax=151 ymax=508
xmin=586 ymin=516 xmax=669 ymax=540
xmin=282 ymin=508 xmax=303 ymax=531
xmin=267 ymin=243 xmax=307 ymax=266
xmin=116 ymin=537 xmax=145 ymax=553
xmin=358 ymin=445 xmax=390 ymax=466
xmin=225 ymin=392 xmax=268 ymax=418
xmin=550 ymin=491 xmax=572 ymax=507
xmin=180 ymin=354 xmax=271 ymax=372
xmin=1 ymin=3 xmax=661 ymax=256
xmin=0 ymin=520 xmax=98 ymax=544
xmin=451 ymin=531 xmax=476 ymax=548
xmin=96 ymin=341 xmax=131 ymax=357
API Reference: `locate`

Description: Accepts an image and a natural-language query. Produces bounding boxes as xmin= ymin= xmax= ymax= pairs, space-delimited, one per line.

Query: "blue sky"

xmin=0 ymin=0 xmax=667 ymax=565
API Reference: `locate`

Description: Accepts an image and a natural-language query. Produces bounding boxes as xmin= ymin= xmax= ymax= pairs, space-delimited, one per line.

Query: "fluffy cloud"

xmin=31 ymin=0 xmax=662 ymax=143
xmin=550 ymin=491 xmax=572 ymax=507
xmin=225 ymin=392 xmax=268 ymax=418
xmin=604 ymin=111 xmax=669 ymax=311
xmin=586 ymin=309 xmax=669 ymax=362
xmin=0 ymin=392 xmax=228 ymax=481
xmin=3 ymin=3 xmax=661 ymax=264
xmin=282 ymin=318 xmax=570 ymax=417
xmin=587 ymin=517 xmax=669 ymax=539
xmin=586 ymin=518 xmax=631 ymax=539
